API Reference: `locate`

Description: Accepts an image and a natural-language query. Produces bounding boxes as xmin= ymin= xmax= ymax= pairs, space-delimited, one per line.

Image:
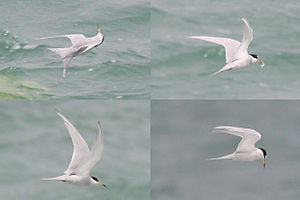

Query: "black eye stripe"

xmin=250 ymin=54 xmax=258 ymax=59
xmin=259 ymin=148 xmax=267 ymax=157
xmin=91 ymin=176 xmax=99 ymax=182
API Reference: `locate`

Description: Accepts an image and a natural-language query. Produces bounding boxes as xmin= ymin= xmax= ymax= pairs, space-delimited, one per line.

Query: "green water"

xmin=0 ymin=100 xmax=150 ymax=200
xmin=151 ymin=0 xmax=300 ymax=99
xmin=2 ymin=0 xmax=300 ymax=200
xmin=0 ymin=0 xmax=150 ymax=99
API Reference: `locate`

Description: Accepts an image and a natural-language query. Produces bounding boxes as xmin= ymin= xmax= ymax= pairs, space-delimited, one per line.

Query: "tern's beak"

xmin=262 ymin=158 xmax=266 ymax=168
xmin=98 ymin=181 xmax=107 ymax=188
xmin=257 ymin=57 xmax=264 ymax=67
xmin=97 ymin=25 xmax=102 ymax=34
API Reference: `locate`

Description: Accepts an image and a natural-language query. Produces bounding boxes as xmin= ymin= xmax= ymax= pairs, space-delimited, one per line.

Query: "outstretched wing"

xmin=235 ymin=18 xmax=254 ymax=58
xmin=74 ymin=121 xmax=104 ymax=176
xmin=212 ymin=126 xmax=261 ymax=153
xmin=39 ymin=34 xmax=88 ymax=46
xmin=56 ymin=111 xmax=90 ymax=175
xmin=187 ymin=36 xmax=240 ymax=63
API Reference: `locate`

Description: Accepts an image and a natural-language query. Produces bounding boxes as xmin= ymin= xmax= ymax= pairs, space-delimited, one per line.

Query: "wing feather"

xmin=74 ymin=121 xmax=104 ymax=176
xmin=234 ymin=18 xmax=253 ymax=58
xmin=39 ymin=34 xmax=88 ymax=46
xmin=212 ymin=126 xmax=261 ymax=152
xmin=56 ymin=111 xmax=90 ymax=175
xmin=188 ymin=36 xmax=240 ymax=63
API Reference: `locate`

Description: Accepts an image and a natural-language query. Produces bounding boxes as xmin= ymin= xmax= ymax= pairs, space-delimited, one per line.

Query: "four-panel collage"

xmin=1 ymin=0 xmax=300 ymax=199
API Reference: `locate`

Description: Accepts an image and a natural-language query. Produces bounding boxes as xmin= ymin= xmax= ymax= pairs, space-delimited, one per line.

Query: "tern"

xmin=188 ymin=18 xmax=264 ymax=76
xmin=41 ymin=111 xmax=107 ymax=187
xmin=40 ymin=26 xmax=104 ymax=77
xmin=208 ymin=126 xmax=267 ymax=168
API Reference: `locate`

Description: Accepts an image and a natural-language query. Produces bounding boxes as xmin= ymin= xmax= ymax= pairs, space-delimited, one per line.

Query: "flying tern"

xmin=41 ymin=111 xmax=107 ymax=187
xmin=188 ymin=18 xmax=264 ymax=76
xmin=208 ymin=126 xmax=267 ymax=168
xmin=40 ymin=26 xmax=104 ymax=77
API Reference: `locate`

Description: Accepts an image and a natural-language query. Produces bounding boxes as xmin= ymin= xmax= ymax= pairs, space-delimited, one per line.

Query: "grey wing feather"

xmin=56 ymin=111 xmax=90 ymax=175
xmin=39 ymin=34 xmax=88 ymax=46
xmin=212 ymin=126 xmax=261 ymax=152
xmin=188 ymin=36 xmax=240 ymax=63
xmin=74 ymin=121 xmax=104 ymax=176
xmin=235 ymin=18 xmax=254 ymax=58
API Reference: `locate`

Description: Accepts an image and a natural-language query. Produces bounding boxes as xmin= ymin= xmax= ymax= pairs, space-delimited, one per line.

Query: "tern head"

xmin=250 ymin=54 xmax=264 ymax=67
xmin=91 ymin=176 xmax=107 ymax=188
xmin=258 ymin=148 xmax=267 ymax=168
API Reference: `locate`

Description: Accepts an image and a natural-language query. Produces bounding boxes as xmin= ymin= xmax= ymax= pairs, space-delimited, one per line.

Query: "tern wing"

xmin=212 ymin=126 xmax=261 ymax=152
xmin=56 ymin=111 xmax=91 ymax=175
xmin=74 ymin=121 xmax=104 ymax=176
xmin=188 ymin=36 xmax=240 ymax=63
xmin=40 ymin=34 xmax=88 ymax=46
xmin=235 ymin=18 xmax=253 ymax=58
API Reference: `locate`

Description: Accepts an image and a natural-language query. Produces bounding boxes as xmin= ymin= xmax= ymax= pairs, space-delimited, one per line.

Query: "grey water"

xmin=152 ymin=100 xmax=300 ymax=200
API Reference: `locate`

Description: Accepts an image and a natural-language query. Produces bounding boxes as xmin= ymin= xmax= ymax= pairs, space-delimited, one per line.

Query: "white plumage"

xmin=188 ymin=18 xmax=264 ymax=76
xmin=40 ymin=26 xmax=104 ymax=77
xmin=41 ymin=111 xmax=106 ymax=187
xmin=209 ymin=126 xmax=267 ymax=168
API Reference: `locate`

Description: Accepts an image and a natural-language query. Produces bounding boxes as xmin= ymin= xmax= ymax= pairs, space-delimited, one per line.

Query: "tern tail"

xmin=210 ymin=69 xmax=223 ymax=76
xmin=41 ymin=175 xmax=66 ymax=181
xmin=207 ymin=154 xmax=234 ymax=160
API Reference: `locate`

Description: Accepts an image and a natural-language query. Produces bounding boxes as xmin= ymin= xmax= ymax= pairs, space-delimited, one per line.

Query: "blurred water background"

xmin=152 ymin=0 xmax=300 ymax=99
xmin=152 ymin=100 xmax=300 ymax=200
xmin=0 ymin=0 xmax=150 ymax=99
xmin=0 ymin=100 xmax=150 ymax=200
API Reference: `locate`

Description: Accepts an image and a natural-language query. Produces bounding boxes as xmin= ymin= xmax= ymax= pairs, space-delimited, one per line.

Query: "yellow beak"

xmin=257 ymin=58 xmax=262 ymax=63
xmin=97 ymin=26 xmax=102 ymax=34
xmin=262 ymin=158 xmax=266 ymax=168
xmin=98 ymin=181 xmax=107 ymax=188
xmin=257 ymin=57 xmax=265 ymax=67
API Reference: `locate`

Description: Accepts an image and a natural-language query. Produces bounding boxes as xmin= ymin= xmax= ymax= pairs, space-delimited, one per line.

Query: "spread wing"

xmin=235 ymin=18 xmax=253 ymax=58
xmin=187 ymin=36 xmax=240 ymax=63
xmin=39 ymin=34 xmax=88 ymax=46
xmin=56 ymin=111 xmax=90 ymax=175
xmin=212 ymin=126 xmax=261 ymax=152
xmin=74 ymin=121 xmax=104 ymax=176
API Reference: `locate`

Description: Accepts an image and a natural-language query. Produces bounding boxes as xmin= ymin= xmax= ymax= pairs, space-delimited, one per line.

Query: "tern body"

xmin=188 ymin=18 xmax=264 ymax=76
xmin=40 ymin=27 xmax=104 ymax=77
xmin=41 ymin=111 xmax=106 ymax=187
xmin=209 ymin=126 xmax=267 ymax=167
